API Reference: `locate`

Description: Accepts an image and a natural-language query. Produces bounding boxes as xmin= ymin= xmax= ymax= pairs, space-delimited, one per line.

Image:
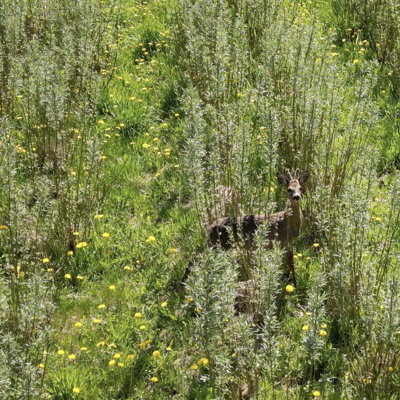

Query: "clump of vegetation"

xmin=1 ymin=0 xmax=400 ymax=398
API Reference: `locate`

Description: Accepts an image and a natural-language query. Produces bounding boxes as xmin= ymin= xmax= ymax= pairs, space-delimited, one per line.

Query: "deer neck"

xmin=286 ymin=200 xmax=301 ymax=235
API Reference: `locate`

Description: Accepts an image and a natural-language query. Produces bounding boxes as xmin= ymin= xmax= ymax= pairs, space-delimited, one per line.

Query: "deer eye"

xmin=287 ymin=188 xmax=293 ymax=193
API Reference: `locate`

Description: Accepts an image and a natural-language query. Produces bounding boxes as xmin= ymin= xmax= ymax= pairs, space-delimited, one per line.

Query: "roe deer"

xmin=207 ymin=169 xmax=310 ymax=282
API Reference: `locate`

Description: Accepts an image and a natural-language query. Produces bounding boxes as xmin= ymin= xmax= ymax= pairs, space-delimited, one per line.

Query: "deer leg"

xmin=286 ymin=244 xmax=296 ymax=286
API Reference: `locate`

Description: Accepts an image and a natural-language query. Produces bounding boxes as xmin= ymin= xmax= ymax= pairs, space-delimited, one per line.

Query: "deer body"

xmin=207 ymin=169 xmax=310 ymax=280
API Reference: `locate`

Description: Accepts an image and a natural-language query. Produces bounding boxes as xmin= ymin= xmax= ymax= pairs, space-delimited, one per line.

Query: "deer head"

xmin=276 ymin=168 xmax=310 ymax=204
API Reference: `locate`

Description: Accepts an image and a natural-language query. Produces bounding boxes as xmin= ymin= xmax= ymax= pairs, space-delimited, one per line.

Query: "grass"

xmin=2 ymin=0 xmax=400 ymax=398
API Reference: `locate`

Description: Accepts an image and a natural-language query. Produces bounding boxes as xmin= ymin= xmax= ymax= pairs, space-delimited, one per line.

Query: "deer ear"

xmin=299 ymin=170 xmax=310 ymax=185
xmin=276 ymin=171 xmax=288 ymax=186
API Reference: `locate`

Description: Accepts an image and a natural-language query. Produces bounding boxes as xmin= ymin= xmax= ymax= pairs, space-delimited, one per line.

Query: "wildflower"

xmin=142 ymin=143 xmax=150 ymax=149
xmin=127 ymin=354 xmax=134 ymax=360
xmin=96 ymin=341 xmax=105 ymax=347
xmin=134 ymin=312 xmax=142 ymax=318
xmin=76 ymin=242 xmax=87 ymax=249
xmin=152 ymin=350 xmax=161 ymax=358
xmin=109 ymin=285 xmax=116 ymax=290
xmin=70 ymin=172 xmax=76 ymax=177
xmin=74 ymin=322 xmax=82 ymax=328
xmin=43 ymin=258 xmax=50 ymax=263
xmin=57 ymin=350 xmax=65 ymax=355
xmin=73 ymin=388 xmax=80 ymax=394
xmin=231 ymin=353 xmax=237 ymax=358
xmin=109 ymin=360 xmax=116 ymax=366
xmin=80 ymin=347 xmax=88 ymax=351
xmin=140 ymin=325 xmax=146 ymax=330
xmin=150 ymin=377 xmax=158 ymax=382
xmin=68 ymin=354 xmax=76 ymax=360
xmin=319 ymin=329 xmax=327 ymax=337
xmin=353 ymin=59 xmax=359 ymax=64
xmin=93 ymin=318 xmax=101 ymax=324
xmin=312 ymin=243 xmax=319 ymax=248
xmin=186 ymin=297 xmax=194 ymax=303
xmin=76 ymin=275 xmax=84 ymax=280
xmin=67 ymin=251 xmax=73 ymax=256
xmin=119 ymin=123 xmax=125 ymax=127
xmin=118 ymin=362 xmax=124 ymax=367
xmin=285 ymin=285 xmax=294 ymax=294
xmin=124 ymin=266 xmax=131 ymax=271
xmin=139 ymin=342 xmax=146 ymax=349
xmin=197 ymin=358 xmax=209 ymax=366
xmin=145 ymin=235 xmax=156 ymax=243
xmin=166 ymin=347 xmax=172 ymax=351
xmin=98 ymin=120 xmax=104 ymax=125
xmin=0 ymin=225 xmax=8 ymax=230
xmin=38 ymin=363 xmax=45 ymax=368
xmin=312 ymin=390 xmax=321 ymax=397
xmin=65 ymin=274 xmax=72 ymax=279
xmin=102 ymin=232 xmax=110 ymax=239
xmin=321 ymin=323 xmax=327 ymax=329
xmin=73 ymin=232 xmax=79 ymax=236
xmin=113 ymin=353 xmax=121 ymax=359
xmin=302 ymin=325 xmax=309 ymax=332
xmin=388 ymin=366 xmax=394 ymax=372
xmin=190 ymin=364 xmax=198 ymax=370
xmin=109 ymin=343 xmax=117 ymax=349
xmin=164 ymin=149 xmax=171 ymax=156
xmin=306 ymin=256 xmax=311 ymax=260
xmin=94 ymin=214 xmax=104 ymax=219
xmin=98 ymin=304 xmax=106 ymax=309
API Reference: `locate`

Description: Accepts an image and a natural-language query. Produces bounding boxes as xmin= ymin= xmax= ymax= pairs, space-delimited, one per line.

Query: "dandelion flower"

xmin=0 ymin=225 xmax=8 ymax=230
xmin=145 ymin=235 xmax=156 ymax=243
xmin=102 ymin=232 xmax=110 ymax=239
xmin=186 ymin=297 xmax=194 ymax=303
xmin=161 ymin=301 xmax=168 ymax=307
xmin=319 ymin=329 xmax=327 ymax=337
xmin=38 ymin=363 xmax=45 ymax=368
xmin=118 ymin=362 xmax=124 ymax=367
xmin=108 ymin=360 xmax=116 ymax=366
xmin=109 ymin=285 xmax=116 ymax=291
xmin=73 ymin=232 xmax=79 ymax=236
xmin=285 ymin=285 xmax=294 ymax=294
xmin=321 ymin=323 xmax=327 ymax=329
xmin=67 ymin=251 xmax=73 ymax=256
xmin=73 ymin=387 xmax=80 ymax=394
xmin=96 ymin=341 xmax=105 ymax=347
xmin=43 ymin=258 xmax=50 ymax=263
xmin=93 ymin=318 xmax=101 ymax=324
xmin=312 ymin=390 xmax=321 ymax=397
xmin=80 ymin=347 xmax=88 ymax=351
xmin=68 ymin=354 xmax=76 ymax=360
xmin=98 ymin=304 xmax=106 ymax=309
xmin=312 ymin=243 xmax=319 ymax=248
xmin=47 ymin=268 xmax=53 ymax=273
xmin=76 ymin=275 xmax=84 ymax=280
xmin=150 ymin=377 xmax=158 ymax=382
xmin=190 ymin=364 xmax=198 ymax=370
xmin=302 ymin=325 xmax=309 ymax=332
xmin=124 ymin=266 xmax=131 ymax=271
xmin=113 ymin=353 xmax=121 ymax=359
xmin=134 ymin=312 xmax=142 ymax=318
xmin=140 ymin=325 xmax=146 ymax=330
xmin=57 ymin=350 xmax=65 ymax=355
xmin=65 ymin=274 xmax=72 ymax=279
xmin=98 ymin=120 xmax=104 ymax=125
xmin=353 ymin=59 xmax=359 ymax=64
xmin=152 ymin=350 xmax=161 ymax=358
xmin=388 ymin=366 xmax=394 ymax=372
xmin=76 ymin=242 xmax=87 ymax=249
xmin=74 ymin=322 xmax=82 ymax=328
xmin=94 ymin=214 xmax=104 ymax=219
xmin=127 ymin=354 xmax=134 ymax=360
xmin=139 ymin=342 xmax=146 ymax=349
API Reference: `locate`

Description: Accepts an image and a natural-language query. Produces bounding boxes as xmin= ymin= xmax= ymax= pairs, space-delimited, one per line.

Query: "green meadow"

xmin=2 ymin=0 xmax=400 ymax=398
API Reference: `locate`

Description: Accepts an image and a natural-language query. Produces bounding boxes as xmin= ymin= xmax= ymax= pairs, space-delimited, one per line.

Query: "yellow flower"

xmin=98 ymin=120 xmax=104 ymax=125
xmin=388 ymin=366 xmax=394 ymax=372
xmin=68 ymin=354 xmax=76 ymax=360
xmin=150 ymin=377 xmax=158 ymax=382
xmin=174 ymin=113 xmax=179 ymax=117
xmin=186 ymin=297 xmax=194 ymax=303
xmin=109 ymin=285 xmax=116 ymax=291
xmin=96 ymin=341 xmax=105 ymax=347
xmin=65 ymin=274 xmax=72 ymax=279
xmin=73 ymin=387 xmax=80 ymax=394
xmin=161 ymin=301 xmax=168 ymax=307
xmin=312 ymin=243 xmax=319 ymax=248
xmin=166 ymin=347 xmax=172 ymax=351
xmin=321 ymin=323 xmax=327 ymax=329
xmin=0 ymin=225 xmax=8 ymax=230
xmin=76 ymin=275 xmax=84 ymax=280
xmin=124 ymin=266 xmax=131 ymax=271
xmin=134 ymin=312 xmax=142 ymax=318
xmin=74 ymin=322 xmax=82 ymax=328
xmin=94 ymin=214 xmax=104 ymax=219
xmin=145 ymin=235 xmax=156 ymax=243
xmin=80 ymin=347 xmax=88 ymax=351
xmin=73 ymin=232 xmax=79 ymax=236
xmin=76 ymin=242 xmax=87 ymax=249
xmin=319 ymin=329 xmax=327 ymax=337
xmin=102 ymin=232 xmax=110 ymax=239
xmin=98 ymin=304 xmax=106 ymax=309
xmin=127 ymin=354 xmax=134 ymax=360
xmin=142 ymin=143 xmax=150 ymax=149
xmin=38 ymin=363 xmax=45 ymax=368
xmin=152 ymin=350 xmax=161 ymax=358
xmin=93 ymin=318 xmax=101 ymax=324
xmin=353 ymin=59 xmax=359 ymax=64
xmin=285 ymin=285 xmax=294 ymax=294
xmin=118 ymin=362 xmax=124 ymax=367
xmin=67 ymin=251 xmax=73 ymax=256
xmin=139 ymin=342 xmax=146 ymax=349
xmin=43 ymin=258 xmax=50 ymax=263
xmin=312 ymin=390 xmax=321 ymax=397
xmin=302 ymin=325 xmax=309 ymax=332
xmin=109 ymin=360 xmax=116 ymax=366
xmin=190 ymin=364 xmax=198 ymax=370
xmin=57 ymin=350 xmax=65 ymax=355
xmin=140 ymin=325 xmax=146 ymax=330
xmin=197 ymin=358 xmax=209 ymax=366
xmin=113 ymin=353 xmax=121 ymax=359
